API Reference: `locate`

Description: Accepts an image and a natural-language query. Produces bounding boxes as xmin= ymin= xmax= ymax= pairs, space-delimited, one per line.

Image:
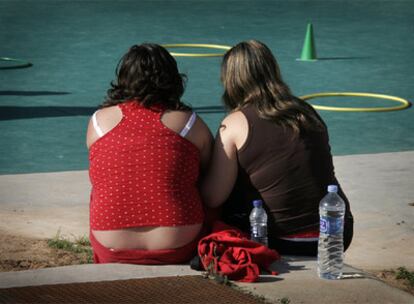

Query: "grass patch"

xmin=375 ymin=267 xmax=414 ymax=296
xmin=396 ymin=267 xmax=414 ymax=287
xmin=47 ymin=230 xmax=93 ymax=263
xmin=202 ymin=260 xmax=273 ymax=303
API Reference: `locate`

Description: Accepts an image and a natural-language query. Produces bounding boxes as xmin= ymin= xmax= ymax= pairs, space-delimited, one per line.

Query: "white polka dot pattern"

xmin=89 ymin=101 xmax=204 ymax=230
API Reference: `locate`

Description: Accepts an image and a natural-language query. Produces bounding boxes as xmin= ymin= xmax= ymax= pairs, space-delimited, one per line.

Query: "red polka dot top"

xmin=89 ymin=101 xmax=204 ymax=230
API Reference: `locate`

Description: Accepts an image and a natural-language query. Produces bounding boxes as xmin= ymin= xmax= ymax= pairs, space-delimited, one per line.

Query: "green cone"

xmin=299 ymin=23 xmax=317 ymax=61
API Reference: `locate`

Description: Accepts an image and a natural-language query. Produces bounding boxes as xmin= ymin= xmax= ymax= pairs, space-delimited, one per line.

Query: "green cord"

xmin=0 ymin=57 xmax=33 ymax=69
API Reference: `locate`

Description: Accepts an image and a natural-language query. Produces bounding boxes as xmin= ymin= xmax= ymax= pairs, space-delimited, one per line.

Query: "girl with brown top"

xmin=201 ymin=40 xmax=353 ymax=256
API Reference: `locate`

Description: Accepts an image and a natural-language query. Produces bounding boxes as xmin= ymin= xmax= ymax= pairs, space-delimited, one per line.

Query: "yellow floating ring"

xmin=0 ymin=57 xmax=33 ymax=69
xmin=300 ymin=92 xmax=411 ymax=112
xmin=162 ymin=43 xmax=232 ymax=57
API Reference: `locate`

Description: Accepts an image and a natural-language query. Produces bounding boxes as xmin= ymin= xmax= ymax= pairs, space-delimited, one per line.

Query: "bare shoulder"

xmin=161 ymin=110 xmax=192 ymax=133
xmin=96 ymin=105 xmax=122 ymax=122
xmin=162 ymin=109 xmax=192 ymax=119
xmin=193 ymin=112 xmax=212 ymax=134
xmin=86 ymin=105 xmax=122 ymax=148
xmin=162 ymin=109 xmax=211 ymax=137
xmin=221 ymin=110 xmax=247 ymax=129
xmin=219 ymin=110 xmax=248 ymax=149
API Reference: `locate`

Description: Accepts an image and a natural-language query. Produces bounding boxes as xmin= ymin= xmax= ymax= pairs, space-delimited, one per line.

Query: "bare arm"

xmin=86 ymin=116 xmax=100 ymax=149
xmin=195 ymin=116 xmax=214 ymax=175
xmin=201 ymin=111 xmax=248 ymax=208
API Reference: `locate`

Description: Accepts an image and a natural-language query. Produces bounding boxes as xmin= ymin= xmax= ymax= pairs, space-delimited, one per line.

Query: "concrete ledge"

xmin=0 ymin=263 xmax=199 ymax=289
xmin=238 ymin=256 xmax=414 ymax=304
xmin=0 ymin=257 xmax=412 ymax=304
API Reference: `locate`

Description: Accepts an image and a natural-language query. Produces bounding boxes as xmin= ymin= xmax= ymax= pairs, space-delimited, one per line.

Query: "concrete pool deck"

xmin=0 ymin=151 xmax=413 ymax=302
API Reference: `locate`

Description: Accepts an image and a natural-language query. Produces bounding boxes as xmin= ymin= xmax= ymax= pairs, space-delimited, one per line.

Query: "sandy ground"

xmin=0 ymin=232 xmax=90 ymax=272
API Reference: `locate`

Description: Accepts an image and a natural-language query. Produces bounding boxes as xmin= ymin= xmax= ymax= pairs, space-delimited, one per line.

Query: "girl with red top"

xmin=87 ymin=44 xmax=213 ymax=264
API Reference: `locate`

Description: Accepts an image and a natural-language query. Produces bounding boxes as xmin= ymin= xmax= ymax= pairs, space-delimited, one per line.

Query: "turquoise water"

xmin=0 ymin=0 xmax=413 ymax=174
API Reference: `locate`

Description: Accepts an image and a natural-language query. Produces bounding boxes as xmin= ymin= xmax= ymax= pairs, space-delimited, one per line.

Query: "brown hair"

xmin=102 ymin=43 xmax=190 ymax=111
xmin=221 ymin=40 xmax=324 ymax=134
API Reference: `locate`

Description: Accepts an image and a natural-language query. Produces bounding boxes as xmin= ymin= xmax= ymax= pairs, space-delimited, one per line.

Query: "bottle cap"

xmin=252 ymin=200 xmax=263 ymax=207
xmin=327 ymin=185 xmax=338 ymax=193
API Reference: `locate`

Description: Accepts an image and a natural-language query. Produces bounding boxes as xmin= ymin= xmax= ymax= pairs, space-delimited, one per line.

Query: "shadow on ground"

xmin=0 ymin=91 xmax=70 ymax=96
xmin=0 ymin=105 xmax=226 ymax=120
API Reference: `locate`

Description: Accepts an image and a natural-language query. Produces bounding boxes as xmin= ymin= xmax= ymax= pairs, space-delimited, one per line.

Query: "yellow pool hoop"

xmin=300 ymin=92 xmax=411 ymax=112
xmin=162 ymin=44 xmax=232 ymax=57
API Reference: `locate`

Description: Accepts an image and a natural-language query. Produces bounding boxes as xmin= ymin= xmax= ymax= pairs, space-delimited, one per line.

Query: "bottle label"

xmin=251 ymin=225 xmax=267 ymax=238
xmin=320 ymin=216 xmax=343 ymax=235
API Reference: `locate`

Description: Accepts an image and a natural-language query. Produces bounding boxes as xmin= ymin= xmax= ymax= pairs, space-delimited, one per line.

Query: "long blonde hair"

xmin=221 ymin=40 xmax=324 ymax=134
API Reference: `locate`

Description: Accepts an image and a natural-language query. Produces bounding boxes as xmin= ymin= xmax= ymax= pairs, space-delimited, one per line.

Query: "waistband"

xmin=90 ymin=230 xmax=200 ymax=265
xmin=278 ymin=230 xmax=319 ymax=242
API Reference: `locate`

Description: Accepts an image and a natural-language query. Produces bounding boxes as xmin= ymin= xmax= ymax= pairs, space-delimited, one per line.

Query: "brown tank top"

xmin=222 ymin=105 xmax=352 ymax=237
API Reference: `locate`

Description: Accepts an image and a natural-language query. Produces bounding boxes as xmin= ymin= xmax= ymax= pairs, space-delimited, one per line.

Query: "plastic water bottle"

xmin=249 ymin=200 xmax=268 ymax=246
xmin=317 ymin=185 xmax=345 ymax=280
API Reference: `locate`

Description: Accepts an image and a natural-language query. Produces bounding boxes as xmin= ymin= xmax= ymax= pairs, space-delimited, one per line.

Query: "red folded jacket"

xmin=198 ymin=221 xmax=280 ymax=282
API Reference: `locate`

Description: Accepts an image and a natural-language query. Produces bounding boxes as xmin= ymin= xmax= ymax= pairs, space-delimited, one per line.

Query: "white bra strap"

xmin=179 ymin=112 xmax=197 ymax=138
xmin=92 ymin=112 xmax=104 ymax=137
